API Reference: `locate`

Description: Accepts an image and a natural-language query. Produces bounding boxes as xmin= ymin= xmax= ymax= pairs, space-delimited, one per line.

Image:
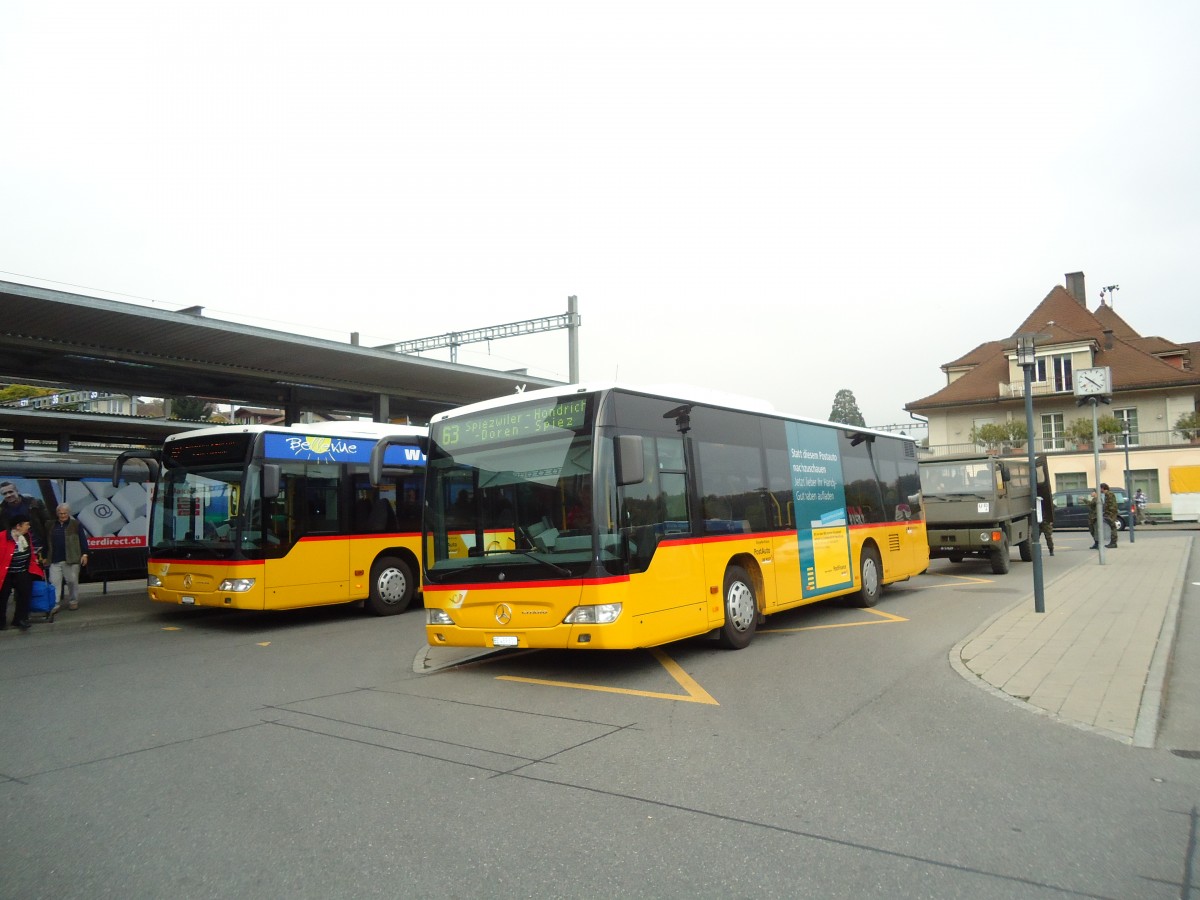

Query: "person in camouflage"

xmin=1088 ymin=483 xmax=1119 ymax=549
xmin=1101 ymin=483 xmax=1119 ymax=548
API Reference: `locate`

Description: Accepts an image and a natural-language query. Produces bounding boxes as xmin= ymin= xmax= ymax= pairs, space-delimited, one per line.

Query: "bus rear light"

xmin=563 ymin=603 xmax=622 ymax=625
xmin=428 ymin=609 xmax=455 ymax=626
xmin=218 ymin=578 xmax=256 ymax=592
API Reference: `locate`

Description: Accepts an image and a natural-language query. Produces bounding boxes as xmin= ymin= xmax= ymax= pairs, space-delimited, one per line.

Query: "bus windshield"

xmin=426 ymin=395 xmax=616 ymax=579
xmin=151 ymin=431 xmax=272 ymax=560
xmin=152 ymin=462 xmax=265 ymax=559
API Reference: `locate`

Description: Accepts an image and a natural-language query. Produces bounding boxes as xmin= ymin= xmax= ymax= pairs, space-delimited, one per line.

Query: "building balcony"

xmin=999 ymin=380 xmax=1069 ymax=399
xmin=922 ymin=426 xmax=1200 ymax=459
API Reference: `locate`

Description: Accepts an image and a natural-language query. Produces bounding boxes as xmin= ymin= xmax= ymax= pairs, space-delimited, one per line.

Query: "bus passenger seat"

xmin=367 ymin=499 xmax=397 ymax=532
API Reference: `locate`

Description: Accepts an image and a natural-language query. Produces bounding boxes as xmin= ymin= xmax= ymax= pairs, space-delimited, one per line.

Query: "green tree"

xmin=0 ymin=384 xmax=55 ymax=403
xmin=828 ymin=389 xmax=866 ymax=427
xmin=168 ymin=396 xmax=214 ymax=420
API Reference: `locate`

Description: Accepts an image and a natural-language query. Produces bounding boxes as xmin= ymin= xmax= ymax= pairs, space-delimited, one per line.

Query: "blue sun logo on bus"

xmin=282 ymin=435 xmax=354 ymax=462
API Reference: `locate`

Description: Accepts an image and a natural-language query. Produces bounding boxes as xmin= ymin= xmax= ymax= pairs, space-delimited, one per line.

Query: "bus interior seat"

xmin=367 ymin=499 xmax=397 ymax=532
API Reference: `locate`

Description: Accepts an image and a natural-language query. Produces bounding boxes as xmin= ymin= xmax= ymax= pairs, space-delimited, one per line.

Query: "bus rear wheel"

xmin=847 ymin=546 xmax=882 ymax=608
xmin=718 ymin=565 xmax=757 ymax=650
xmin=367 ymin=555 xmax=415 ymax=616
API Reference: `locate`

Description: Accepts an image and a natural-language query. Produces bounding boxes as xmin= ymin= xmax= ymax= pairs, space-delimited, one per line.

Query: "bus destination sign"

xmin=440 ymin=398 xmax=589 ymax=449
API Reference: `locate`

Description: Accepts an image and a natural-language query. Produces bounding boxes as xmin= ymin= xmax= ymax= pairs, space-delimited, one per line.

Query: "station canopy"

xmin=0 ymin=280 xmax=563 ymax=446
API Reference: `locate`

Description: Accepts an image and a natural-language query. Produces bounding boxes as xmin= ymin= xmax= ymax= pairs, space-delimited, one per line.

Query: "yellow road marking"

xmin=485 ymin=607 xmax=909 ymax=703
xmin=162 ymin=626 xmax=181 ymax=631
xmin=762 ymin=606 xmax=908 ymax=633
xmin=497 ymin=647 xmax=719 ymax=705
xmin=921 ymin=571 xmax=994 ymax=587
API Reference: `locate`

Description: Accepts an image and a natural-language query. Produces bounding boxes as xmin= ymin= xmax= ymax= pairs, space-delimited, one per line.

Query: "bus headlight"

xmin=147 ymin=575 xmax=161 ymax=587
xmin=563 ymin=603 xmax=622 ymax=625
xmin=428 ymin=609 xmax=455 ymax=626
xmin=218 ymin=578 xmax=256 ymax=592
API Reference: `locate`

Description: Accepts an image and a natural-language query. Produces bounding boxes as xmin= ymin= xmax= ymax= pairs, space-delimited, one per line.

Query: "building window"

xmin=1035 ymin=355 xmax=1074 ymax=392
xmin=1055 ymin=471 xmax=1088 ymax=491
xmin=1040 ymin=413 xmax=1064 ymax=450
xmin=1114 ymin=408 xmax=1139 ymax=446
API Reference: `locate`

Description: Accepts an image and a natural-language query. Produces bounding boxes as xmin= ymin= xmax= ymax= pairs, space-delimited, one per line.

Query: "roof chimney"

xmin=1064 ymin=272 xmax=1087 ymax=306
xmin=1103 ymin=328 xmax=1114 ymax=350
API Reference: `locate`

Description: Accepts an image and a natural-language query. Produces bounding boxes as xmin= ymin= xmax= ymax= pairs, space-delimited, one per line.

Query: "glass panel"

xmin=426 ymin=395 xmax=599 ymax=579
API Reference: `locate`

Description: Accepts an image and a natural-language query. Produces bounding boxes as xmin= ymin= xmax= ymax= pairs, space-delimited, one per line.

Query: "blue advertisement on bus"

xmin=262 ymin=433 xmax=425 ymax=465
xmin=784 ymin=422 xmax=853 ymax=597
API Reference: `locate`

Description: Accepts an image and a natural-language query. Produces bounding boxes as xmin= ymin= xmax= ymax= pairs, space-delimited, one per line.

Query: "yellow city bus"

xmin=118 ymin=421 xmax=427 ymax=615
xmin=377 ymin=383 xmax=927 ymax=650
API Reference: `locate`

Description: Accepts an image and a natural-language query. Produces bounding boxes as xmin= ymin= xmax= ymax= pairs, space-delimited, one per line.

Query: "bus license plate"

xmin=181 ymin=596 xmax=195 ymax=605
xmin=492 ymin=636 xmax=518 ymax=648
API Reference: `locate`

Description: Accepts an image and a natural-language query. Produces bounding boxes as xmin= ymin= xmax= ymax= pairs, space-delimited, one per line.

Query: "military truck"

xmin=919 ymin=454 xmax=1046 ymax=574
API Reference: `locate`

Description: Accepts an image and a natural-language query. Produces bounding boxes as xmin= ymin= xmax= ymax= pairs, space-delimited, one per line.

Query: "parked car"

xmin=1051 ymin=488 xmax=1133 ymax=531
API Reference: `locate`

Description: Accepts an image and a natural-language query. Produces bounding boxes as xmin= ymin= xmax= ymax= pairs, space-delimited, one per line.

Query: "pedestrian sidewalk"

xmin=953 ymin=535 xmax=1195 ymax=747
xmin=2 ymin=578 xmax=153 ymax=635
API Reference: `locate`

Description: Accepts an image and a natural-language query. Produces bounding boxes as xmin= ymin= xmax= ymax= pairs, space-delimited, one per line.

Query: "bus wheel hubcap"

xmin=727 ymin=582 xmax=754 ymax=631
xmin=379 ymin=569 xmax=407 ymax=603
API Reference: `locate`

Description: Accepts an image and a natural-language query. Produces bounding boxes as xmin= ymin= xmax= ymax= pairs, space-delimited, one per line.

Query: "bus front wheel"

xmin=367 ymin=555 xmax=415 ymax=615
xmin=717 ymin=565 xmax=757 ymax=650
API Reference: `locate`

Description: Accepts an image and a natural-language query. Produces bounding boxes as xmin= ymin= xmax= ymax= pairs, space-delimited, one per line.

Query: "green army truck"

xmin=919 ymin=454 xmax=1045 ymax=575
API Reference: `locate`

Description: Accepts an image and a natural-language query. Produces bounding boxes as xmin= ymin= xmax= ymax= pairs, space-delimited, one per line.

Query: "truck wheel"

xmin=948 ymin=553 xmax=964 ymax=563
xmin=990 ymin=536 xmax=1010 ymax=575
xmin=1018 ymin=538 xmax=1032 ymax=562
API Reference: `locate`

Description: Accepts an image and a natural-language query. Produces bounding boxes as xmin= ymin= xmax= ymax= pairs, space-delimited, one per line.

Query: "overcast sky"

xmin=2 ymin=2 xmax=1197 ymax=427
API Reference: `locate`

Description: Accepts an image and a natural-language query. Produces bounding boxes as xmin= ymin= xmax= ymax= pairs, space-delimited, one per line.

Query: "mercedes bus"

xmin=117 ymin=421 xmax=427 ymax=615
xmin=374 ymin=383 xmax=927 ymax=650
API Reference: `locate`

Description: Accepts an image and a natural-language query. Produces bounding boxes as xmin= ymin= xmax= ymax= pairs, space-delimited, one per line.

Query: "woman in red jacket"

xmin=1 ymin=513 xmax=45 ymax=631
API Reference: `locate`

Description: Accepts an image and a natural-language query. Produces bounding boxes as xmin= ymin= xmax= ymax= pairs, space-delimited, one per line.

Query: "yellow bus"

xmin=119 ymin=421 xmax=427 ymax=615
xmin=380 ymin=383 xmax=927 ymax=650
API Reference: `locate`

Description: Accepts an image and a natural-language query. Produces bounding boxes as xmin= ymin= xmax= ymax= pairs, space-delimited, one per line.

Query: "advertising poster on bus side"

xmin=784 ymin=422 xmax=854 ymax=597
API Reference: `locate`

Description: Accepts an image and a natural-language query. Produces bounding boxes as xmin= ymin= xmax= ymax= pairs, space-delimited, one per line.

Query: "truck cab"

xmin=919 ymin=454 xmax=1044 ymax=574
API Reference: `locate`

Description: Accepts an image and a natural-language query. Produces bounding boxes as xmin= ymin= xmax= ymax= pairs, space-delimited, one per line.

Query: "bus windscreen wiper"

xmin=481 ymin=547 xmax=571 ymax=576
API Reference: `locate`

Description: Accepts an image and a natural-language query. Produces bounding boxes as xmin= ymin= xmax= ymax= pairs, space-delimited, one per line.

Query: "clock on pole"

xmin=1073 ymin=366 xmax=1112 ymax=398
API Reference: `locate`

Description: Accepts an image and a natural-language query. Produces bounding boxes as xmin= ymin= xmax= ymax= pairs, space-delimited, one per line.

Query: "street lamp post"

xmin=1123 ymin=424 xmax=1136 ymax=543
xmin=1017 ymin=334 xmax=1046 ymax=614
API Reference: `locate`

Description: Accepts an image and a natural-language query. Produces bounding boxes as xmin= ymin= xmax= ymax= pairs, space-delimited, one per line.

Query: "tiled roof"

xmin=907 ymin=283 xmax=1200 ymax=412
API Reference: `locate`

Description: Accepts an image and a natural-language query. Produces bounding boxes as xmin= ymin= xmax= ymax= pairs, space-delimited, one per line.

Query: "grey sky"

xmin=2 ymin=2 xmax=1197 ymax=427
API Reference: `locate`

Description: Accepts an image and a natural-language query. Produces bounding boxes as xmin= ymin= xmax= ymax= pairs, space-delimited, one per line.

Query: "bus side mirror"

xmin=370 ymin=435 xmax=423 ymax=486
xmin=262 ymin=463 xmax=281 ymax=498
xmin=615 ymin=435 xmax=645 ymax=486
xmin=112 ymin=448 xmax=160 ymax=487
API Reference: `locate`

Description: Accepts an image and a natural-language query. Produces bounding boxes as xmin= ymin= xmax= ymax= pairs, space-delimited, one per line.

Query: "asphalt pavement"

xmin=9 ymin=526 xmax=1199 ymax=750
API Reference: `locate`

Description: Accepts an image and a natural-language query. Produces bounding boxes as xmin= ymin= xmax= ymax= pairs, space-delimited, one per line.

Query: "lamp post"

xmin=1123 ymin=424 xmax=1135 ymax=543
xmin=1016 ymin=334 xmax=1046 ymax=613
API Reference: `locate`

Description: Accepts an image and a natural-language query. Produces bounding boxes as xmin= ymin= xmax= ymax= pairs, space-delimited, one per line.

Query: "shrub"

xmin=1065 ymin=418 xmax=1095 ymax=445
xmin=1176 ymin=411 xmax=1200 ymax=440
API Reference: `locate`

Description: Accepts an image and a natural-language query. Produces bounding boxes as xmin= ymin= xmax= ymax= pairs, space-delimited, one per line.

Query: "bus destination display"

xmin=440 ymin=399 xmax=588 ymax=449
